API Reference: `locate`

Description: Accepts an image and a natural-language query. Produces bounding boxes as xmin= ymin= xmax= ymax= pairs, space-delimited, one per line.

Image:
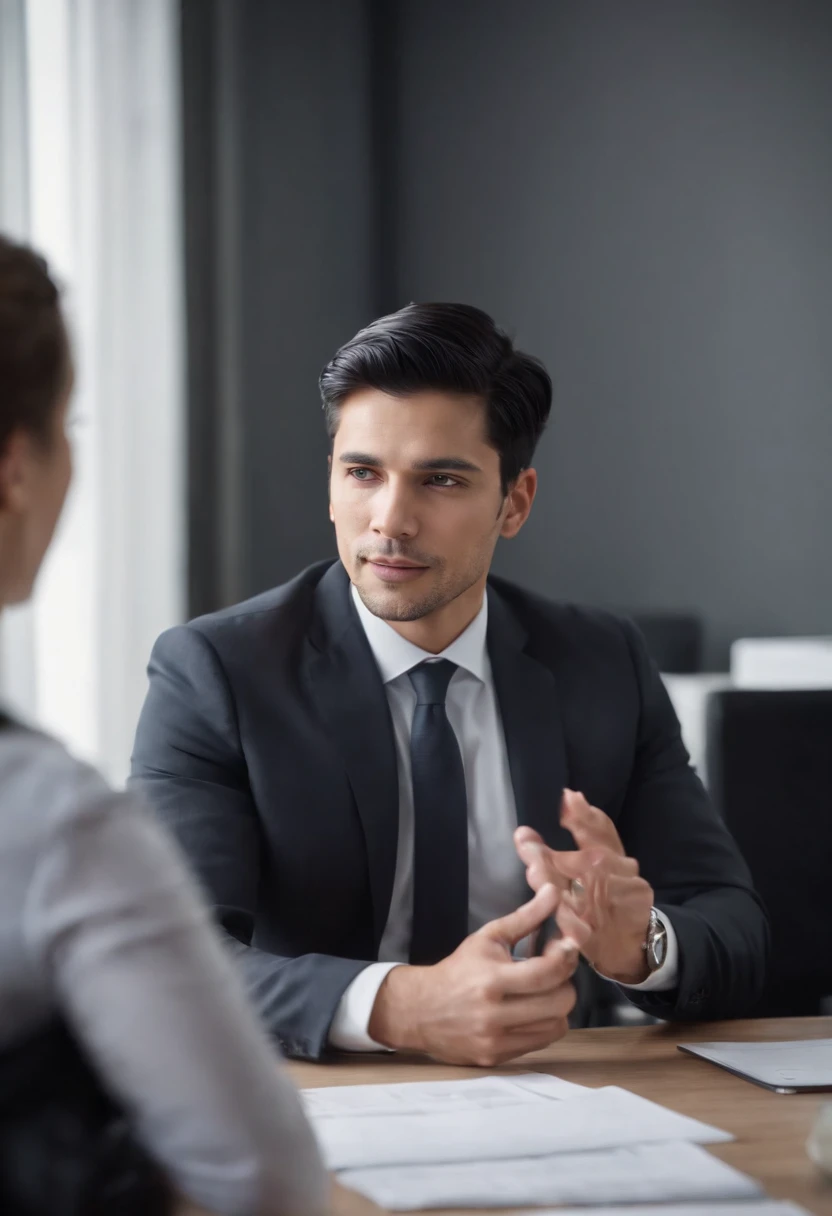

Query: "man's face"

xmin=329 ymin=388 xmax=532 ymax=623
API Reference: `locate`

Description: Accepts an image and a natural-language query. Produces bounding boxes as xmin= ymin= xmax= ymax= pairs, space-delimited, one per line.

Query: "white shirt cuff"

xmin=602 ymin=908 xmax=680 ymax=993
xmin=328 ymin=962 xmax=404 ymax=1051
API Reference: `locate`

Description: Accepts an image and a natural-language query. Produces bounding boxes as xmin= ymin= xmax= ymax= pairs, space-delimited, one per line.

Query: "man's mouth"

xmin=364 ymin=557 xmax=429 ymax=584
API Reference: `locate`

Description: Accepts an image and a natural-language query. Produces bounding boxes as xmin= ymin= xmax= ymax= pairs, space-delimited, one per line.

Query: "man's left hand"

xmin=515 ymin=789 xmax=655 ymax=984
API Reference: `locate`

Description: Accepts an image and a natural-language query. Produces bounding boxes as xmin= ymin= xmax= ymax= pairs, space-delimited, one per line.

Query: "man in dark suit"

xmin=131 ymin=303 xmax=767 ymax=1063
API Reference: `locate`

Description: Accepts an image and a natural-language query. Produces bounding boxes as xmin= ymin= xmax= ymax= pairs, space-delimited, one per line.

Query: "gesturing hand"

xmin=514 ymin=790 xmax=655 ymax=985
xmin=368 ymin=882 xmax=590 ymax=1067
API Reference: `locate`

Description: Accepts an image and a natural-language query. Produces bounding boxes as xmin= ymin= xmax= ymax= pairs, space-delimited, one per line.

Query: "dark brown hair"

xmin=0 ymin=234 xmax=67 ymax=455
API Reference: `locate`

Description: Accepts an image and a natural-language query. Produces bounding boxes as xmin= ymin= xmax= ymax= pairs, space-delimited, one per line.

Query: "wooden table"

xmin=291 ymin=1017 xmax=832 ymax=1215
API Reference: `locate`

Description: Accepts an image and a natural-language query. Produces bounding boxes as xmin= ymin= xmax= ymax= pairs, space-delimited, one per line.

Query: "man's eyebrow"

xmin=412 ymin=457 xmax=483 ymax=474
xmin=338 ymin=453 xmax=483 ymax=474
xmin=339 ymin=451 xmax=383 ymax=466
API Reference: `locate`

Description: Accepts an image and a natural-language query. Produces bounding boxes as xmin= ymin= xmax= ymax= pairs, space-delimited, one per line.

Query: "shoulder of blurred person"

xmin=0 ymin=714 xmax=116 ymax=842
xmin=0 ymin=711 xmax=329 ymax=1216
xmin=0 ymin=715 xmax=122 ymax=1042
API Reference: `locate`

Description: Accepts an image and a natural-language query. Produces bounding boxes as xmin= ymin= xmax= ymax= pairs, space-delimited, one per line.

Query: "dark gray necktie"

xmin=408 ymin=659 xmax=469 ymax=965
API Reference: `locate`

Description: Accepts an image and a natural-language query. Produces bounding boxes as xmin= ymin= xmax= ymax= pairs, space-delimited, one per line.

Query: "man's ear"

xmin=500 ymin=468 xmax=537 ymax=539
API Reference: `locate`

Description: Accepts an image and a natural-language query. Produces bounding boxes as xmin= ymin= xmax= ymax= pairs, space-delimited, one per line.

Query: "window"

xmin=0 ymin=0 xmax=184 ymax=784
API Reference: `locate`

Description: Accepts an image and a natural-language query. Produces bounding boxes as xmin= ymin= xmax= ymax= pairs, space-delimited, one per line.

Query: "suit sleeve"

xmin=614 ymin=619 xmax=769 ymax=1021
xmin=130 ymin=624 xmax=368 ymax=1060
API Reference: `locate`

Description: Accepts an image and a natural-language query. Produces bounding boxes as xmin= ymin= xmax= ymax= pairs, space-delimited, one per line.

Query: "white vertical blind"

xmin=25 ymin=0 xmax=101 ymax=767
xmin=0 ymin=0 xmax=185 ymax=784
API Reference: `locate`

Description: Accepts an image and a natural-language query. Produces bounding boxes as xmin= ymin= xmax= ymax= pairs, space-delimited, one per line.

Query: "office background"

xmin=185 ymin=0 xmax=832 ymax=668
xmin=1 ymin=0 xmax=830 ymax=779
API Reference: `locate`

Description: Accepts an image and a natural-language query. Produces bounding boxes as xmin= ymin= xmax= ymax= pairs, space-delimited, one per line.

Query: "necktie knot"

xmin=408 ymin=659 xmax=458 ymax=706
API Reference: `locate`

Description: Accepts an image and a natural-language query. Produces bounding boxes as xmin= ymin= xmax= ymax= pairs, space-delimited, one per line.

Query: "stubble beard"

xmin=354 ymin=559 xmax=486 ymax=623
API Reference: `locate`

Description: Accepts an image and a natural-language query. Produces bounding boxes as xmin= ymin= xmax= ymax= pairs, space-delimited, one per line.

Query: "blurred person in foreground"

xmin=0 ymin=233 xmax=332 ymax=1214
xmin=132 ymin=303 xmax=768 ymax=1067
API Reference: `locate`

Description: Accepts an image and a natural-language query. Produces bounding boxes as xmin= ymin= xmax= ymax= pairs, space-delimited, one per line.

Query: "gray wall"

xmin=238 ymin=0 xmax=373 ymax=595
xmin=184 ymin=0 xmax=372 ymax=611
xmin=189 ymin=0 xmax=832 ymax=667
xmin=391 ymin=0 xmax=832 ymax=666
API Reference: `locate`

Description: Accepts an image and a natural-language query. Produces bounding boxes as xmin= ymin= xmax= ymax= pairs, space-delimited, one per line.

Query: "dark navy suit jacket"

xmin=131 ymin=560 xmax=768 ymax=1059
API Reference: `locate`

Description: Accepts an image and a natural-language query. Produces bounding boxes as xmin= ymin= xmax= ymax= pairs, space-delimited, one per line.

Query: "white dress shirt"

xmin=328 ymin=587 xmax=679 ymax=1051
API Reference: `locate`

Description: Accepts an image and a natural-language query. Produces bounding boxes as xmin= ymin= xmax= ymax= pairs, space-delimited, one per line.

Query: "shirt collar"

xmin=351 ymin=584 xmax=489 ymax=685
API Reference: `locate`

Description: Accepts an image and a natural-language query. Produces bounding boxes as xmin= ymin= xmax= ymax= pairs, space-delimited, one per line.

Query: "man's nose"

xmin=370 ymin=482 xmax=418 ymax=538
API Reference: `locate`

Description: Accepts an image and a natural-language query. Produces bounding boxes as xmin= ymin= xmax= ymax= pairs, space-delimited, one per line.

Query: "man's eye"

xmin=428 ymin=475 xmax=458 ymax=487
xmin=349 ymin=468 xmax=375 ymax=481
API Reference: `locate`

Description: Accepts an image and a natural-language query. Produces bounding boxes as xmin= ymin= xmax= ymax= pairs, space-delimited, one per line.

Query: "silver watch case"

xmin=644 ymin=907 xmax=668 ymax=972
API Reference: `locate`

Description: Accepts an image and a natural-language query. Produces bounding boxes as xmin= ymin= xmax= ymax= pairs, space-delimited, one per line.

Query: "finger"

xmin=561 ymin=789 xmax=621 ymax=851
xmin=497 ymin=937 xmax=580 ymax=995
xmin=594 ymin=853 xmax=640 ymax=878
xmin=561 ymin=789 xmax=625 ymax=856
xmin=468 ymin=1024 xmax=568 ymax=1067
xmin=515 ymin=833 xmax=557 ymax=870
xmin=562 ymin=790 xmax=625 ymax=856
xmin=499 ymin=985 xmax=577 ymax=1025
xmin=558 ymin=860 xmax=630 ymax=930
xmin=514 ymin=825 xmax=545 ymax=849
xmin=517 ymin=836 xmax=633 ymax=889
xmin=550 ymin=901 xmax=592 ymax=953
xmin=560 ymin=874 xmax=651 ymax=944
xmin=479 ymin=882 xmax=560 ymax=949
xmin=547 ymin=847 xmax=638 ymax=885
xmin=504 ymin=1018 xmax=569 ymax=1053
xmin=571 ymin=867 xmax=645 ymax=914
xmin=522 ymin=852 xmax=571 ymax=895
xmin=571 ymin=854 xmax=640 ymax=911
xmin=520 ymin=846 xmax=594 ymax=903
xmin=510 ymin=998 xmax=577 ymax=1032
xmin=542 ymin=846 xmax=602 ymax=879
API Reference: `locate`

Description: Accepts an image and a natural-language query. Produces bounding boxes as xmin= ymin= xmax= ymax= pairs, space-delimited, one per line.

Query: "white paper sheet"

xmin=313 ymin=1084 xmax=731 ymax=1171
xmin=301 ymin=1071 xmax=586 ymax=1118
xmin=340 ymin=1140 xmax=760 ymax=1210
xmin=542 ymin=1205 xmax=809 ymax=1216
xmin=681 ymin=1039 xmax=832 ymax=1091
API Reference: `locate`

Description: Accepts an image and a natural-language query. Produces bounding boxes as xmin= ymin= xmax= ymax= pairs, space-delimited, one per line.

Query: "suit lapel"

xmin=306 ymin=564 xmax=399 ymax=952
xmin=487 ymin=585 xmax=574 ymax=853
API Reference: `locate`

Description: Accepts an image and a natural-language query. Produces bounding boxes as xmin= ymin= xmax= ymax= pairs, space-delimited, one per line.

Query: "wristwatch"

xmin=643 ymin=908 xmax=668 ymax=972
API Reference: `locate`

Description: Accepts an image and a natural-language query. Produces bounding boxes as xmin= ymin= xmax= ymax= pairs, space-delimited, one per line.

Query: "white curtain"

xmin=0 ymin=0 xmax=185 ymax=785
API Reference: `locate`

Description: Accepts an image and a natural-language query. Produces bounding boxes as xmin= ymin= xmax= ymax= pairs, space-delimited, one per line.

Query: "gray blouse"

xmin=0 ymin=723 xmax=327 ymax=1216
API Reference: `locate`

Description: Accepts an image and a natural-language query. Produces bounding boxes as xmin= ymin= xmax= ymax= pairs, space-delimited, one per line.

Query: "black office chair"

xmin=630 ymin=613 xmax=703 ymax=674
xmin=705 ymin=689 xmax=832 ymax=1017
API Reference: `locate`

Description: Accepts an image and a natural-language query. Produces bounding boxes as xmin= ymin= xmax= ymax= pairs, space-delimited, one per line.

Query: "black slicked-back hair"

xmin=319 ymin=303 xmax=552 ymax=493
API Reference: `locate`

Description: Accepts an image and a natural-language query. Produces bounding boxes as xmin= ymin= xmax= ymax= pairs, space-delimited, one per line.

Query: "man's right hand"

xmin=367 ymin=883 xmax=589 ymax=1067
